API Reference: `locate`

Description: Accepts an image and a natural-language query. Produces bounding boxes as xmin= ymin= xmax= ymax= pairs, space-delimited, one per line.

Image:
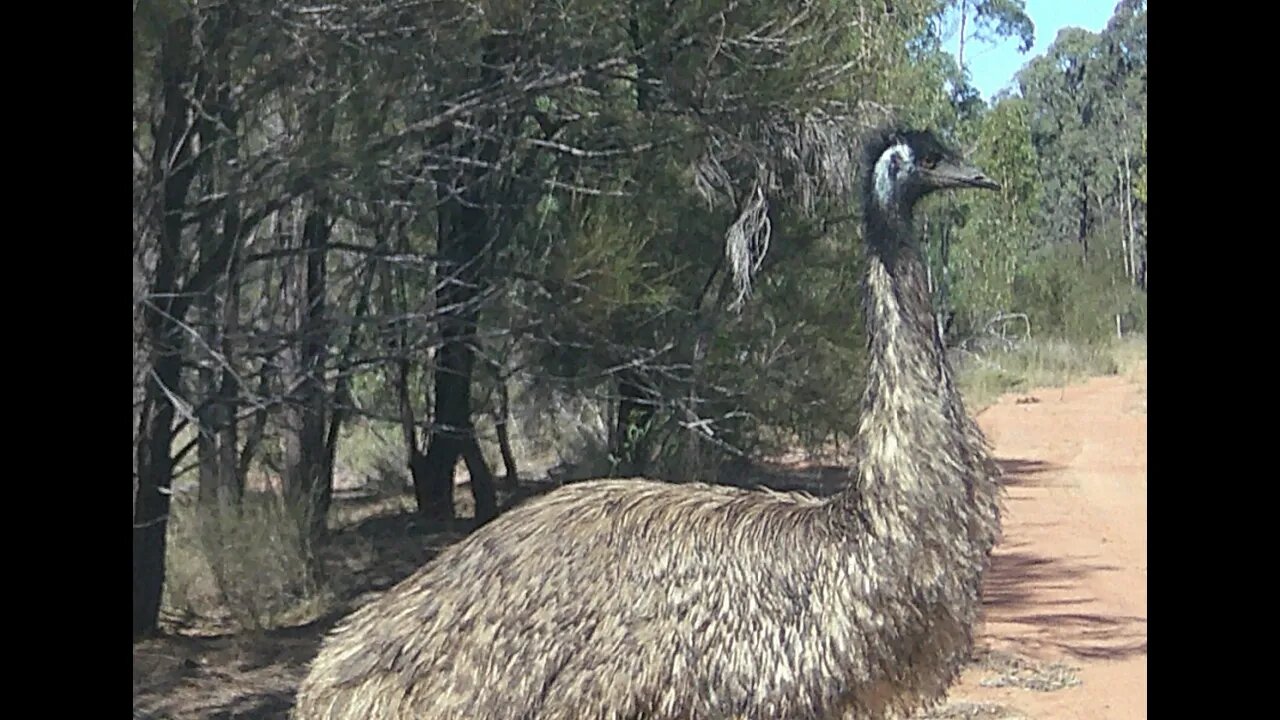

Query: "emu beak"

xmin=929 ymin=160 xmax=1001 ymax=191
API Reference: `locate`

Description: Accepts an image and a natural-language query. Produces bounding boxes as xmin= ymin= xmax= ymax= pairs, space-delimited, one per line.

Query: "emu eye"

xmin=920 ymin=155 xmax=940 ymax=169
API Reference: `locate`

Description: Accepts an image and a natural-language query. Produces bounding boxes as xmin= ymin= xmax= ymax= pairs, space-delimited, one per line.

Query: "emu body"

xmin=294 ymin=127 xmax=1004 ymax=720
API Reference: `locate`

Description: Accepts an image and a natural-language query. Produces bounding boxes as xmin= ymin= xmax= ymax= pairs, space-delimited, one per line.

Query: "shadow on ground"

xmin=994 ymin=458 xmax=1057 ymax=488
xmin=980 ymin=544 xmax=1146 ymax=662
xmin=978 ymin=456 xmax=1147 ymax=663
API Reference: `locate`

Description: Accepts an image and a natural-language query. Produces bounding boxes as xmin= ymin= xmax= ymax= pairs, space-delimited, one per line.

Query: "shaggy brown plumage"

xmin=293 ymin=126 xmax=1004 ymax=720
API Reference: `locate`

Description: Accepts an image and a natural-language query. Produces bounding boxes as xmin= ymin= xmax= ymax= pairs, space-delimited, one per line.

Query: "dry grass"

xmin=915 ymin=701 xmax=1032 ymax=720
xmin=909 ymin=649 xmax=1082 ymax=719
xmin=972 ymin=649 xmax=1082 ymax=692
xmin=1111 ymin=335 xmax=1148 ymax=379
xmin=162 ymin=491 xmax=333 ymax=635
xmin=158 ymin=381 xmax=613 ymax=640
xmin=1112 ymin=336 xmax=1147 ymax=414
xmin=954 ymin=335 xmax=1146 ymax=412
xmin=141 ymin=485 xmax=461 ymax=719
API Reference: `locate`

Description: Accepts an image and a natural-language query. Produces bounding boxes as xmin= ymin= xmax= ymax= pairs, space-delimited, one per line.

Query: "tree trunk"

xmin=134 ymin=15 xmax=197 ymax=639
xmin=284 ymin=197 xmax=334 ymax=542
xmin=187 ymin=0 xmax=244 ymax=514
xmin=1119 ymin=165 xmax=1132 ymax=282
xmin=1121 ymin=144 xmax=1138 ymax=288
xmin=494 ymin=378 xmax=519 ymax=491
xmin=212 ymin=69 xmax=245 ymax=508
xmin=135 ymin=350 xmax=182 ymax=639
xmin=416 ymin=35 xmax=514 ymax=525
xmin=195 ymin=232 xmax=243 ymax=510
xmin=214 ymin=271 xmax=243 ymax=506
xmin=394 ymin=342 xmax=429 ymax=505
xmin=196 ymin=288 xmax=220 ymax=505
xmin=237 ymin=355 xmax=274 ymax=486
xmin=937 ymin=219 xmax=952 ymax=343
xmin=417 ymin=314 xmax=497 ymax=522
xmin=320 ymin=240 xmax=380 ymax=504
xmin=1076 ymin=171 xmax=1094 ymax=262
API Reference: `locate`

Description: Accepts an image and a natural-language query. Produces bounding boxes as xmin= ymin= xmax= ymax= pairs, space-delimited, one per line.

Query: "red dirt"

xmin=940 ymin=365 xmax=1148 ymax=719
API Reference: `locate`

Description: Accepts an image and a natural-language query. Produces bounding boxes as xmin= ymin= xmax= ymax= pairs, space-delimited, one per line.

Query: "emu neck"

xmin=836 ymin=200 xmax=965 ymax=518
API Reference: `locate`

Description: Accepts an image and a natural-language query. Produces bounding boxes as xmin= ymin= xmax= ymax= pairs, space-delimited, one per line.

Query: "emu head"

xmin=869 ymin=129 xmax=1000 ymax=213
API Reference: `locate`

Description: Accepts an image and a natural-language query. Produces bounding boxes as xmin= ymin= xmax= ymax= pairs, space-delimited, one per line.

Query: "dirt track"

xmin=938 ymin=365 xmax=1148 ymax=719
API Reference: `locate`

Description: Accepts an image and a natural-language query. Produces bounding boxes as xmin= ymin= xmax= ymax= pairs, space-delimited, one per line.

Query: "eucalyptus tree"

xmin=949 ymin=96 xmax=1040 ymax=338
xmin=1017 ymin=0 xmax=1144 ymax=279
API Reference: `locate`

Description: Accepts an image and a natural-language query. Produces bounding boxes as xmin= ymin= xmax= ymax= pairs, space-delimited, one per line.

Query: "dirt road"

xmin=937 ymin=365 xmax=1148 ymax=719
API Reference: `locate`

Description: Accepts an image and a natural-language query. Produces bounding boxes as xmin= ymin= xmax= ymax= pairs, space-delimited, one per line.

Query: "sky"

xmin=963 ymin=0 xmax=1118 ymax=100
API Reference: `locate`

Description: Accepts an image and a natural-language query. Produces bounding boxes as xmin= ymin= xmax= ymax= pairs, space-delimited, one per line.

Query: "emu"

xmin=293 ymin=126 xmax=1004 ymax=720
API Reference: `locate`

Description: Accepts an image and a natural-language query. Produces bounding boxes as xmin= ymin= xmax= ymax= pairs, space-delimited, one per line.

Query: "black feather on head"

xmin=861 ymin=125 xmax=999 ymax=213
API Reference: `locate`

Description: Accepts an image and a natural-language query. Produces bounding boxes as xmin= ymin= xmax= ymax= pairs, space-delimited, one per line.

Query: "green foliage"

xmin=909 ymin=0 xmax=1147 ymax=354
xmin=1014 ymin=4 xmax=1145 ymax=281
xmin=967 ymin=0 xmax=1035 ymax=53
xmin=1010 ymin=242 xmax=1146 ymax=343
xmin=708 ymin=238 xmax=867 ymax=455
xmin=948 ymin=97 xmax=1039 ymax=333
xmin=505 ymin=0 xmax=1147 ymax=464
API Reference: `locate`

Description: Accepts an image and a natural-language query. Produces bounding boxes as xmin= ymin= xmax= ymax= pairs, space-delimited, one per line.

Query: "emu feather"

xmin=293 ymin=126 xmax=1004 ymax=720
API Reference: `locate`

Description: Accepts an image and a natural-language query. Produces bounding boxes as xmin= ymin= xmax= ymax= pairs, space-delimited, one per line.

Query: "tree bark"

xmin=494 ymin=378 xmax=519 ymax=491
xmin=284 ymin=197 xmax=334 ymax=542
xmin=419 ymin=243 xmax=499 ymax=517
xmin=1117 ymin=160 xmax=1131 ymax=282
xmin=194 ymin=215 xmax=244 ymax=510
xmin=135 ymin=351 xmax=182 ymax=639
xmin=316 ymin=235 xmax=381 ymax=508
xmin=214 ymin=264 xmax=243 ymax=506
xmin=416 ymin=35 xmax=514 ymax=525
xmin=1077 ymin=176 xmax=1090 ymax=259
xmin=237 ymin=243 xmax=276 ymax=488
xmin=1121 ymin=144 xmax=1138 ymax=288
xmin=187 ymin=0 xmax=244 ymax=513
xmin=134 ymin=14 xmax=196 ymax=639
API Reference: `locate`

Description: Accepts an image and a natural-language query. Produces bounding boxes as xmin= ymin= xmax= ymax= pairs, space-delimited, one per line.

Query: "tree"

xmin=1014 ymin=1 xmax=1144 ymax=291
xmin=950 ymin=96 xmax=1040 ymax=335
xmin=950 ymin=0 xmax=1035 ymax=76
xmin=133 ymin=0 xmax=426 ymax=634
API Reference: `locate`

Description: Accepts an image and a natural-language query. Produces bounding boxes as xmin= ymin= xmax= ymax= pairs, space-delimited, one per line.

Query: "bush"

xmin=1010 ymin=242 xmax=1147 ymax=345
xmin=952 ymin=336 xmax=1129 ymax=411
xmin=162 ymin=491 xmax=331 ymax=632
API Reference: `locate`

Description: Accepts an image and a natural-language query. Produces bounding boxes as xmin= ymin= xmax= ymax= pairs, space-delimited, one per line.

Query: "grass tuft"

xmin=953 ymin=335 xmax=1145 ymax=411
xmin=973 ymin=649 xmax=1082 ymax=692
xmin=162 ymin=491 xmax=333 ymax=634
xmin=915 ymin=701 xmax=1031 ymax=719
